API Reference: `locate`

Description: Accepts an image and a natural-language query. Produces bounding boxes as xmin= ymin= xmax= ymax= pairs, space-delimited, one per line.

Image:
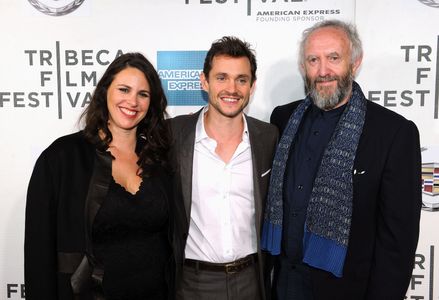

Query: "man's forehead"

xmin=305 ymin=27 xmax=350 ymax=53
xmin=209 ymin=55 xmax=252 ymax=73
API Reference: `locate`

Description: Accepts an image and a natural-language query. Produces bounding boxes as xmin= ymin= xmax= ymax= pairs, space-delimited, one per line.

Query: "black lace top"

xmin=92 ymin=176 xmax=170 ymax=300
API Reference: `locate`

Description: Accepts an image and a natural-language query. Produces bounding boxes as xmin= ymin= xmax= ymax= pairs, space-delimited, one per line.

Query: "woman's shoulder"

xmin=43 ymin=131 xmax=94 ymax=158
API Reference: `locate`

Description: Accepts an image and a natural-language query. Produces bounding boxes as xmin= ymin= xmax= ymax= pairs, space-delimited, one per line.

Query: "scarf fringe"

xmin=303 ymin=226 xmax=347 ymax=277
xmin=261 ymin=222 xmax=282 ymax=255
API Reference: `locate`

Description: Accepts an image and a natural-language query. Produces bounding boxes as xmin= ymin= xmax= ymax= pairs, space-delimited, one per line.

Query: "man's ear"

xmin=200 ymin=72 xmax=209 ymax=92
xmin=250 ymin=80 xmax=257 ymax=96
xmin=351 ymin=55 xmax=363 ymax=76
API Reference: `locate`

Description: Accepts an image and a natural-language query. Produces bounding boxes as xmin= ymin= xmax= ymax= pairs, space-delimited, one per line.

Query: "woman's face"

xmin=106 ymin=67 xmax=151 ymax=134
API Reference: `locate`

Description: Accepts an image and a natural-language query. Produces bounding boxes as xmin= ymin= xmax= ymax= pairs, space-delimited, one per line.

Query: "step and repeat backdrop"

xmin=0 ymin=0 xmax=438 ymax=298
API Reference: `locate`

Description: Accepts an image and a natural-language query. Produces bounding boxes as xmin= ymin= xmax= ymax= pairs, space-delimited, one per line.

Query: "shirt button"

xmin=307 ymin=157 xmax=311 ymax=162
xmin=313 ymin=131 xmax=319 ymax=136
xmin=298 ymin=184 xmax=303 ymax=190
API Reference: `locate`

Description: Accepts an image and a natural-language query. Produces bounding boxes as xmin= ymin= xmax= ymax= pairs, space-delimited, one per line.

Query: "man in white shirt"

xmin=171 ymin=36 xmax=278 ymax=300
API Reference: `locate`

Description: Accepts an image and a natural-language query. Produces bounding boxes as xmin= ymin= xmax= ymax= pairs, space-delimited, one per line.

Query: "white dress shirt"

xmin=185 ymin=107 xmax=257 ymax=263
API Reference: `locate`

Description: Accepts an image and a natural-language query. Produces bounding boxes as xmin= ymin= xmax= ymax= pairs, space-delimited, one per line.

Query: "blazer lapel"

xmin=246 ymin=116 xmax=264 ymax=235
xmin=84 ymin=150 xmax=112 ymax=254
xmin=177 ymin=112 xmax=200 ymax=224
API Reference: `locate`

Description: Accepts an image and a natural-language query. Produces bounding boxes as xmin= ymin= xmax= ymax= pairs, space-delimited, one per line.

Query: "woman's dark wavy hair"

xmin=80 ymin=52 xmax=170 ymax=176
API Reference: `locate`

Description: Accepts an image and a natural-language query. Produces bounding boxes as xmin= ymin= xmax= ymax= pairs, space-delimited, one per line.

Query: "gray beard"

xmin=306 ymin=71 xmax=353 ymax=110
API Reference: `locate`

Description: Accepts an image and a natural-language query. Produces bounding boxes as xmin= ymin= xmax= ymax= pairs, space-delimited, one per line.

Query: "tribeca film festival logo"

xmin=406 ymin=246 xmax=435 ymax=300
xmin=28 ymin=0 xmax=85 ymax=16
xmin=367 ymin=37 xmax=439 ymax=119
xmin=184 ymin=0 xmax=343 ymax=23
xmin=157 ymin=51 xmax=208 ymax=106
xmin=417 ymin=0 xmax=439 ymax=8
xmin=0 ymin=42 xmax=123 ymax=119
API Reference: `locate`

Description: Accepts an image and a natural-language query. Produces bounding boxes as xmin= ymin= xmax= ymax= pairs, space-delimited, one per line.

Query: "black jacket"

xmin=271 ymin=99 xmax=422 ymax=300
xmin=25 ymin=131 xmax=185 ymax=300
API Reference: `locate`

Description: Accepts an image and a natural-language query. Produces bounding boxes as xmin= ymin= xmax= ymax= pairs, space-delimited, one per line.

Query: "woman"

xmin=25 ymin=52 xmax=184 ymax=300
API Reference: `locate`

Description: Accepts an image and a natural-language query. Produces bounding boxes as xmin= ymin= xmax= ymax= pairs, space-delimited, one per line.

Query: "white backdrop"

xmin=0 ymin=0 xmax=438 ymax=299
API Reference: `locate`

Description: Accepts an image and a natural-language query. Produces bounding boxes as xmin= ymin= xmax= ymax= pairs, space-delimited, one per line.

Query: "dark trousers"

xmin=273 ymin=257 xmax=314 ymax=300
xmin=176 ymin=261 xmax=261 ymax=300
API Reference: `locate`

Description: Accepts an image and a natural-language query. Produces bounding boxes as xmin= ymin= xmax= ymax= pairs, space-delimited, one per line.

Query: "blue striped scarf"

xmin=261 ymin=81 xmax=367 ymax=277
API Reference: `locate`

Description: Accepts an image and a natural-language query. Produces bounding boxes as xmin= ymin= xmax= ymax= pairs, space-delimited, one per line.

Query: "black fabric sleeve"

xmin=366 ymin=120 xmax=422 ymax=299
xmin=25 ymin=151 xmax=58 ymax=300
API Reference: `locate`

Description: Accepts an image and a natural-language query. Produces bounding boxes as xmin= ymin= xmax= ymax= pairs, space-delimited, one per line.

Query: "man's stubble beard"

xmin=305 ymin=67 xmax=353 ymax=110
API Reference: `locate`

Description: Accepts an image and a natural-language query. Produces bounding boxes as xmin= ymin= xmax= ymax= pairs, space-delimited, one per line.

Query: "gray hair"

xmin=298 ymin=19 xmax=363 ymax=68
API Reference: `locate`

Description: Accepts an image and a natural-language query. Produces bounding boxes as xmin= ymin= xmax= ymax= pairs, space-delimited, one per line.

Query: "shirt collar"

xmin=195 ymin=106 xmax=250 ymax=144
xmin=309 ymin=101 xmax=347 ymax=120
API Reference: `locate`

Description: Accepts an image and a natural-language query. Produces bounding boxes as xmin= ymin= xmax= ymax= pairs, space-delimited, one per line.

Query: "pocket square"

xmin=353 ymin=169 xmax=366 ymax=175
xmin=261 ymin=169 xmax=271 ymax=177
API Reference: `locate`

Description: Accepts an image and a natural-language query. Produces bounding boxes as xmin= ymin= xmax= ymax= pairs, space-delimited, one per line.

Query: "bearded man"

xmin=262 ymin=20 xmax=422 ymax=300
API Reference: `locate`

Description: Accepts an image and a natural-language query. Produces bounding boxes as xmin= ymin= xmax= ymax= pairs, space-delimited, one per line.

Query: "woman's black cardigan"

xmin=24 ymin=131 xmax=185 ymax=300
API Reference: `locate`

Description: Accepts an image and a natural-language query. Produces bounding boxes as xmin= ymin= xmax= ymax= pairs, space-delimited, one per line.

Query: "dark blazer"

xmin=25 ymin=131 xmax=183 ymax=300
xmin=170 ymin=109 xmax=279 ymax=299
xmin=270 ymin=99 xmax=422 ymax=300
